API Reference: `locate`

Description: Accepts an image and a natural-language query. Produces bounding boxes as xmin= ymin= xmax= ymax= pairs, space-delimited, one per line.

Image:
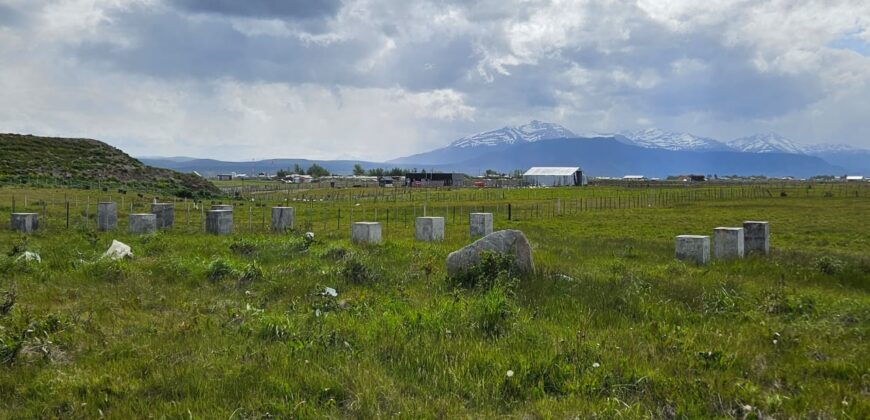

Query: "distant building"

xmin=845 ymin=175 xmax=865 ymax=182
xmin=676 ymin=174 xmax=706 ymax=182
xmin=523 ymin=167 xmax=587 ymax=186
xmin=623 ymin=175 xmax=646 ymax=180
xmin=405 ymin=172 xmax=465 ymax=187
xmin=217 ymin=174 xmax=234 ymax=181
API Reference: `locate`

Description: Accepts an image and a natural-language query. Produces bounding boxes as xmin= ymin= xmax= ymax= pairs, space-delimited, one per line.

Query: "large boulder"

xmin=446 ymin=230 xmax=534 ymax=277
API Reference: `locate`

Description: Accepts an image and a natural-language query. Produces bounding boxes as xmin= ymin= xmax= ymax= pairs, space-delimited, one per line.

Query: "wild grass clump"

xmin=229 ymin=239 xmax=257 ymax=257
xmin=470 ymin=284 xmax=516 ymax=337
xmin=448 ymin=252 xmax=518 ymax=291
xmin=341 ymin=255 xmax=378 ymax=285
xmin=206 ymin=258 xmax=233 ymax=282
xmin=238 ymin=263 xmax=263 ymax=286
xmin=81 ymin=259 xmax=127 ymax=283
xmin=813 ymin=255 xmax=844 ymax=275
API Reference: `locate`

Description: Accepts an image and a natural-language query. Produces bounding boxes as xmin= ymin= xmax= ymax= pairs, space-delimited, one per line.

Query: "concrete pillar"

xmin=97 ymin=202 xmax=118 ymax=231
xmin=415 ymin=217 xmax=445 ymax=242
xmin=469 ymin=213 xmax=493 ymax=238
xmin=151 ymin=203 xmax=174 ymax=229
xmin=206 ymin=210 xmax=233 ymax=235
xmin=675 ymin=235 xmax=710 ymax=265
xmin=271 ymin=207 xmax=295 ymax=232
xmin=128 ymin=213 xmax=157 ymax=235
xmin=211 ymin=204 xmax=234 ymax=211
xmin=10 ymin=213 xmax=39 ymax=233
xmin=352 ymin=222 xmax=382 ymax=244
xmin=713 ymin=227 xmax=744 ymax=260
xmin=743 ymin=221 xmax=769 ymax=256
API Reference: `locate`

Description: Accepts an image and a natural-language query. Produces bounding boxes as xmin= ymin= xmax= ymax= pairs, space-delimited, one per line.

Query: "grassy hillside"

xmin=0 ymin=133 xmax=219 ymax=196
xmin=0 ymin=184 xmax=867 ymax=417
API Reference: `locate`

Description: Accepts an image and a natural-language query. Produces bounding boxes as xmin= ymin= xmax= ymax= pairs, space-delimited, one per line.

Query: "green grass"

xmin=0 ymin=184 xmax=868 ymax=418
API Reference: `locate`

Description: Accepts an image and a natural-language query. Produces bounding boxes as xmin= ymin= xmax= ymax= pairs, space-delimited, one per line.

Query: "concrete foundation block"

xmin=415 ymin=217 xmax=445 ymax=242
xmin=151 ymin=203 xmax=174 ymax=229
xmin=743 ymin=221 xmax=769 ymax=255
xmin=97 ymin=202 xmax=118 ymax=231
xmin=128 ymin=213 xmax=157 ymax=235
xmin=675 ymin=235 xmax=710 ymax=265
xmin=11 ymin=213 xmax=39 ymax=233
xmin=271 ymin=207 xmax=295 ymax=232
xmin=211 ymin=204 xmax=234 ymax=211
xmin=352 ymin=222 xmax=382 ymax=244
xmin=713 ymin=227 xmax=744 ymax=260
xmin=469 ymin=213 xmax=493 ymax=238
xmin=206 ymin=210 xmax=233 ymax=235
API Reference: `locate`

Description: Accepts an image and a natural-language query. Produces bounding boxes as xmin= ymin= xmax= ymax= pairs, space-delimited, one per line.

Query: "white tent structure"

xmin=523 ymin=167 xmax=587 ymax=186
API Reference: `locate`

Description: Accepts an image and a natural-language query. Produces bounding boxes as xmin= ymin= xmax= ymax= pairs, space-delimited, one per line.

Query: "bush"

xmin=238 ymin=263 xmax=263 ymax=286
xmin=342 ymin=256 xmax=377 ymax=285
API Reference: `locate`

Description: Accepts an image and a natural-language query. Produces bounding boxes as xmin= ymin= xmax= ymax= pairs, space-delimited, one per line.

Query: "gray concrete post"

xmin=713 ymin=227 xmax=744 ymax=260
xmin=11 ymin=213 xmax=39 ymax=233
xmin=151 ymin=203 xmax=174 ymax=229
xmin=469 ymin=213 xmax=493 ymax=238
xmin=128 ymin=213 xmax=157 ymax=235
xmin=352 ymin=222 xmax=382 ymax=244
xmin=415 ymin=217 xmax=445 ymax=242
xmin=743 ymin=221 xmax=769 ymax=255
xmin=206 ymin=210 xmax=233 ymax=235
xmin=97 ymin=202 xmax=118 ymax=231
xmin=675 ymin=235 xmax=710 ymax=265
xmin=271 ymin=207 xmax=295 ymax=232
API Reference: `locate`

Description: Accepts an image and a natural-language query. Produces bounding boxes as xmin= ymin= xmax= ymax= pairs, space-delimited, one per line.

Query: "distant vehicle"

xmin=473 ymin=181 xmax=486 ymax=188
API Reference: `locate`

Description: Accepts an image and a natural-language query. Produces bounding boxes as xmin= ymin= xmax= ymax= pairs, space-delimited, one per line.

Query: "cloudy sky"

xmin=1 ymin=0 xmax=869 ymax=161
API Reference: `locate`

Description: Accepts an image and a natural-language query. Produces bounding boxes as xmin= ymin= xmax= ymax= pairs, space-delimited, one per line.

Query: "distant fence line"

xmin=1 ymin=182 xmax=867 ymax=238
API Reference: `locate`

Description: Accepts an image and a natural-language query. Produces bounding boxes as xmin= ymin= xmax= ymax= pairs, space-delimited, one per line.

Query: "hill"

xmin=0 ymin=133 xmax=220 ymax=196
xmin=139 ymin=158 xmax=392 ymax=177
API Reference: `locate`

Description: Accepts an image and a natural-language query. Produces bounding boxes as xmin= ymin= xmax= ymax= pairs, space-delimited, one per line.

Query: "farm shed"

xmin=523 ymin=167 xmax=587 ymax=186
xmin=405 ymin=173 xmax=466 ymax=187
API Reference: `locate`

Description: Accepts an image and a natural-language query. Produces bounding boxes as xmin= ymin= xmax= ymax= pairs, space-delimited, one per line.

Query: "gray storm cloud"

xmin=0 ymin=0 xmax=868 ymax=160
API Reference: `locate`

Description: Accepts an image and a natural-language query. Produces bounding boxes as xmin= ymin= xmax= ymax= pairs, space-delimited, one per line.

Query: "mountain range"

xmin=142 ymin=121 xmax=869 ymax=178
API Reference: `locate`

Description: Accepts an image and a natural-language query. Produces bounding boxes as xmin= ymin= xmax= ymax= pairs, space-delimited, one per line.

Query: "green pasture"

xmin=0 ymin=183 xmax=867 ymax=418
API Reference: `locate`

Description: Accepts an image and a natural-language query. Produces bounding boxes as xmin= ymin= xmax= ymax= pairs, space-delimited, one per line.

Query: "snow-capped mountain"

xmin=803 ymin=143 xmax=863 ymax=153
xmin=449 ymin=120 xmax=576 ymax=148
xmin=727 ymin=132 xmax=808 ymax=154
xmin=619 ymin=128 xmax=732 ymax=152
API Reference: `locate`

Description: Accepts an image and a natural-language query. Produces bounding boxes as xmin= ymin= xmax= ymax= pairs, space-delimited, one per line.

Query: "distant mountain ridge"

xmin=619 ymin=128 xmax=732 ymax=152
xmin=449 ymin=120 xmax=576 ymax=148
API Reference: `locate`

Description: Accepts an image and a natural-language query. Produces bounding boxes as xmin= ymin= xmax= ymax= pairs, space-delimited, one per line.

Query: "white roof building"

xmin=523 ymin=167 xmax=587 ymax=186
xmin=845 ymin=175 xmax=864 ymax=181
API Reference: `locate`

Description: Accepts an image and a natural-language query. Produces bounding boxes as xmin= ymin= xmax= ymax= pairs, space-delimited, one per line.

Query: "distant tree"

xmin=484 ymin=169 xmax=500 ymax=177
xmin=366 ymin=168 xmax=386 ymax=177
xmin=352 ymin=164 xmax=365 ymax=176
xmin=293 ymin=163 xmax=305 ymax=175
xmin=511 ymin=169 xmax=523 ymax=179
xmin=306 ymin=164 xmax=330 ymax=177
xmin=276 ymin=169 xmax=289 ymax=178
xmin=387 ymin=167 xmax=406 ymax=176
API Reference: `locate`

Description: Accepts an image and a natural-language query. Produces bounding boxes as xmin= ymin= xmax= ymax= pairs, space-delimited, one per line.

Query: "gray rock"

xmin=446 ymin=229 xmax=534 ymax=277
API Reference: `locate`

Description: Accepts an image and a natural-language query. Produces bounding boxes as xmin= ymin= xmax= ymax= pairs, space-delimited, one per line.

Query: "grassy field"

xmin=0 ymin=184 xmax=868 ymax=418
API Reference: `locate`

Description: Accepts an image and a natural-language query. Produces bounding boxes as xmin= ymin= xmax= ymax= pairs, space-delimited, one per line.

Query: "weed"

xmin=238 ymin=263 xmax=263 ymax=286
xmin=341 ymin=256 xmax=377 ymax=285
xmin=230 ymin=239 xmax=257 ymax=257
xmin=0 ymin=289 xmax=15 ymax=316
xmin=448 ymin=252 xmax=518 ymax=291
xmin=470 ymin=285 xmax=516 ymax=337
xmin=813 ymin=256 xmax=844 ymax=275
xmin=206 ymin=258 xmax=234 ymax=282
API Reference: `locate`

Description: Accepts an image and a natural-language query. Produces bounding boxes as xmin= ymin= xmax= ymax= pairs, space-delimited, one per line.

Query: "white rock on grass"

xmin=446 ymin=230 xmax=534 ymax=277
xmin=102 ymin=240 xmax=133 ymax=260
xmin=15 ymin=251 xmax=41 ymax=263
